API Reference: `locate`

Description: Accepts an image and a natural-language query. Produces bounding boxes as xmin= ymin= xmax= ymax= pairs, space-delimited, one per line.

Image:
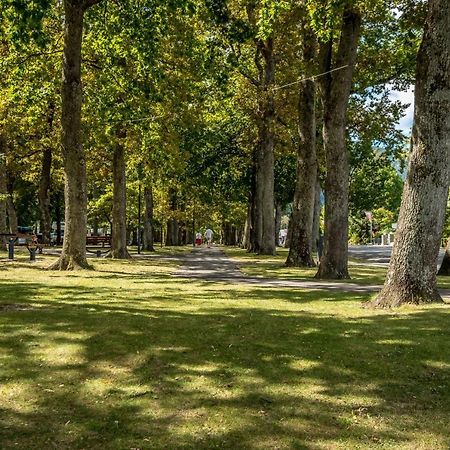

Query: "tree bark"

xmin=311 ymin=178 xmax=321 ymax=254
xmin=0 ymin=136 xmax=7 ymax=234
xmin=6 ymin=169 xmax=17 ymax=233
xmin=143 ymin=184 xmax=155 ymax=251
xmin=315 ymin=8 xmax=362 ymax=279
xmin=371 ymin=0 xmax=450 ymax=307
xmin=108 ymin=131 xmax=131 ymax=259
xmin=255 ymin=37 xmax=276 ymax=255
xmin=55 ymin=190 xmax=63 ymax=245
xmin=242 ymin=201 xmax=251 ymax=249
xmin=39 ymin=147 xmax=52 ymax=243
xmin=286 ymin=25 xmax=317 ymax=267
xmin=438 ymin=239 xmax=450 ymax=275
xmin=166 ymin=219 xmax=179 ymax=246
xmin=274 ymin=202 xmax=282 ymax=247
xmin=49 ymin=0 xmax=91 ymax=270
xmin=38 ymin=103 xmax=55 ymax=244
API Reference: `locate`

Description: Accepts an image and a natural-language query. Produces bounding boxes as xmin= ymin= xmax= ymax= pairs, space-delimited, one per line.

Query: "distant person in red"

xmin=195 ymin=232 xmax=202 ymax=247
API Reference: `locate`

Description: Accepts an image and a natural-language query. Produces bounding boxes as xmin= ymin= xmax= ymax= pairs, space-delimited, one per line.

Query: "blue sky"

xmin=389 ymin=87 xmax=414 ymax=136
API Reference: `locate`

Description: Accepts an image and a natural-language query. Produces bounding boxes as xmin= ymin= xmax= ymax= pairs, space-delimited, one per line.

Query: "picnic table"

xmin=0 ymin=232 xmax=44 ymax=260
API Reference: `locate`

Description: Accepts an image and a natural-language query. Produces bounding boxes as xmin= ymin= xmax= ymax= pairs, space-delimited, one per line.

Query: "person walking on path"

xmin=205 ymin=228 xmax=213 ymax=248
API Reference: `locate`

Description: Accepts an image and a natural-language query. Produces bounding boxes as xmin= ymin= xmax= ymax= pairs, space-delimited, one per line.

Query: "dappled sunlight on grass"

xmin=1 ymin=249 xmax=450 ymax=448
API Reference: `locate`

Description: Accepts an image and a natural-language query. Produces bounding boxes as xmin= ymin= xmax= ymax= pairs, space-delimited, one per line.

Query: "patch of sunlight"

xmin=299 ymin=327 xmax=321 ymax=334
xmin=154 ymin=346 xmax=192 ymax=353
xmin=177 ymin=363 xmax=220 ymax=374
xmin=81 ymin=377 xmax=116 ymax=397
xmin=0 ymin=383 xmax=38 ymax=413
xmin=424 ymin=360 xmax=450 ymax=370
xmin=288 ymin=359 xmax=322 ymax=371
xmin=33 ymin=342 xmax=86 ymax=366
xmin=376 ymin=339 xmax=416 ymax=345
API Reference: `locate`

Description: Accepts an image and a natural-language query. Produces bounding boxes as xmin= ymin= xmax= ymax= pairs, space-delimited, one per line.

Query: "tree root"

xmin=368 ymin=285 xmax=444 ymax=308
xmin=47 ymin=254 xmax=92 ymax=270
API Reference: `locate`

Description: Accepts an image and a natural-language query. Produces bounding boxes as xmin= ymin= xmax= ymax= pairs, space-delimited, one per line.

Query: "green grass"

xmin=224 ymin=246 xmax=450 ymax=289
xmin=1 ymin=248 xmax=450 ymax=449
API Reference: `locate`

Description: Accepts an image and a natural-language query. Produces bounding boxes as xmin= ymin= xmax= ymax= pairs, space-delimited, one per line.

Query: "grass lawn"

xmin=223 ymin=246 xmax=450 ymax=289
xmin=1 ymin=247 xmax=450 ymax=449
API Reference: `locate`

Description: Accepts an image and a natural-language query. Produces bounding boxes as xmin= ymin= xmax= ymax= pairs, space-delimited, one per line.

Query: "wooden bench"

xmin=86 ymin=235 xmax=111 ymax=256
xmin=86 ymin=235 xmax=111 ymax=247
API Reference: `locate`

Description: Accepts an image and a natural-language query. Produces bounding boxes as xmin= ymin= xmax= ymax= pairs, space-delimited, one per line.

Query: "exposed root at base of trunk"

xmin=368 ymin=286 xmax=444 ymax=308
xmin=105 ymin=248 xmax=132 ymax=259
xmin=314 ymin=266 xmax=350 ymax=280
xmin=47 ymin=254 xmax=92 ymax=270
xmin=285 ymin=257 xmax=316 ymax=268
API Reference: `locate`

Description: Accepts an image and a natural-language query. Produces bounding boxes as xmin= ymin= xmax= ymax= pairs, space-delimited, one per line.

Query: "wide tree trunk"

xmin=315 ymin=8 xmax=362 ymax=279
xmin=255 ymin=37 xmax=276 ymax=255
xmin=143 ymin=185 xmax=155 ymax=251
xmin=371 ymin=0 xmax=450 ymax=307
xmin=166 ymin=219 xmax=179 ymax=246
xmin=108 ymin=133 xmax=131 ymax=259
xmin=438 ymin=239 xmax=450 ymax=276
xmin=286 ymin=26 xmax=317 ymax=267
xmin=49 ymin=0 xmax=96 ymax=270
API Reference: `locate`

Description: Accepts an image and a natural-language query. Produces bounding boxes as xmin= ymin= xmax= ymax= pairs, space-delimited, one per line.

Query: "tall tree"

xmin=371 ymin=0 xmax=450 ymax=307
xmin=38 ymin=103 xmax=55 ymax=244
xmin=143 ymin=184 xmax=155 ymax=252
xmin=0 ymin=136 xmax=7 ymax=234
xmin=315 ymin=6 xmax=362 ymax=279
xmin=49 ymin=0 xmax=102 ymax=270
xmin=108 ymin=128 xmax=131 ymax=259
xmin=286 ymin=22 xmax=317 ymax=267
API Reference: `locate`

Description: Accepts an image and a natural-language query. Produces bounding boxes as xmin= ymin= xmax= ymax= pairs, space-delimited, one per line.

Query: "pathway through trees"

xmin=173 ymin=247 xmax=450 ymax=298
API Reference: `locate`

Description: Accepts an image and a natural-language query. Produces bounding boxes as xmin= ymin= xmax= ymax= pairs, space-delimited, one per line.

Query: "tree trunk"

xmin=312 ymin=178 xmax=321 ymax=254
xmin=166 ymin=219 xmax=179 ymax=246
xmin=55 ymin=190 xmax=63 ymax=245
xmin=6 ymin=170 xmax=17 ymax=233
xmin=108 ymin=131 xmax=131 ymax=259
xmin=371 ymin=0 xmax=450 ymax=307
xmin=143 ymin=185 xmax=155 ymax=251
xmin=438 ymin=239 xmax=450 ymax=275
xmin=274 ymin=202 xmax=282 ymax=247
xmin=285 ymin=213 xmax=293 ymax=249
xmin=248 ymin=163 xmax=259 ymax=252
xmin=286 ymin=26 xmax=317 ymax=267
xmin=315 ymin=8 xmax=361 ymax=279
xmin=0 ymin=136 xmax=7 ymax=234
xmin=255 ymin=37 xmax=276 ymax=255
xmin=242 ymin=201 xmax=251 ymax=249
xmin=39 ymin=148 xmax=52 ymax=243
xmin=49 ymin=0 xmax=90 ymax=270
xmin=38 ymin=103 xmax=55 ymax=244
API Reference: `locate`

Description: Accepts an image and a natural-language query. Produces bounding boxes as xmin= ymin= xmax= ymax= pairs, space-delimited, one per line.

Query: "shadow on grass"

xmin=0 ymin=280 xmax=450 ymax=449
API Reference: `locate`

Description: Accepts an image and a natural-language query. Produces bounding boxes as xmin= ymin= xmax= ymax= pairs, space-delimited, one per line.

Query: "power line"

xmin=273 ymin=65 xmax=349 ymax=91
